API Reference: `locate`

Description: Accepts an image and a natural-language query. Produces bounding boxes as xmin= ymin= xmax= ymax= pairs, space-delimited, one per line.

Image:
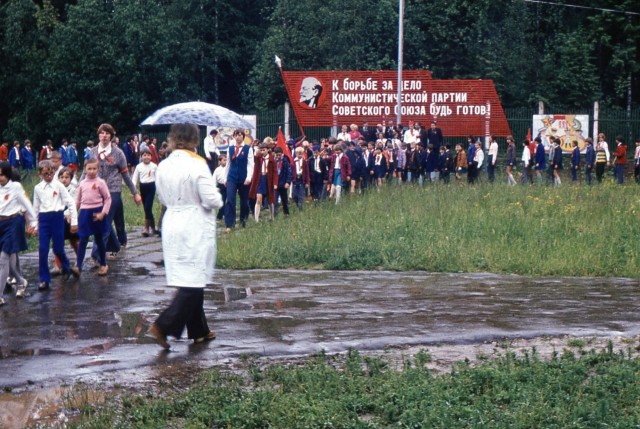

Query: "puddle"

xmin=2 ymin=269 xmax=640 ymax=390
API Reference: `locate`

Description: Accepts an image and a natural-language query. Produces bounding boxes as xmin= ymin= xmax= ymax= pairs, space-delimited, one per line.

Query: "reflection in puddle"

xmin=224 ymin=286 xmax=253 ymax=302
xmin=77 ymin=359 xmax=120 ymax=368
xmin=0 ymin=347 xmax=68 ymax=359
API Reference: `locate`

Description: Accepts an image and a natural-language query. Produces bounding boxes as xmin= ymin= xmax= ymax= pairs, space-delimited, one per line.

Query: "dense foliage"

xmin=0 ymin=0 xmax=639 ymax=143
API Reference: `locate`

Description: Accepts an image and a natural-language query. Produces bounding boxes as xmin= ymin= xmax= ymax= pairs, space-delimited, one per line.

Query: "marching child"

xmin=373 ymin=145 xmax=387 ymax=189
xmin=59 ymin=167 xmax=79 ymax=260
xmin=74 ymin=158 xmax=111 ymax=276
xmin=33 ymin=160 xmax=78 ymax=290
xmin=291 ymin=146 xmax=310 ymax=210
xmin=132 ymin=148 xmax=158 ymax=236
xmin=328 ymin=143 xmax=351 ymax=204
xmin=212 ymin=155 xmax=227 ymax=221
xmin=0 ymin=162 xmax=37 ymax=303
xmin=273 ymin=147 xmax=292 ymax=216
xmin=248 ymin=143 xmax=276 ymax=221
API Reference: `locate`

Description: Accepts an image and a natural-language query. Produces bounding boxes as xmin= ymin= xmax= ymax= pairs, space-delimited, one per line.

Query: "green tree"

xmin=0 ymin=0 xmax=49 ymax=141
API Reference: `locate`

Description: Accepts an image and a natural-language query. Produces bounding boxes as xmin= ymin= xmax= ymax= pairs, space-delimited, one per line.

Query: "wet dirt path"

xmin=1 ymin=232 xmax=639 ymax=427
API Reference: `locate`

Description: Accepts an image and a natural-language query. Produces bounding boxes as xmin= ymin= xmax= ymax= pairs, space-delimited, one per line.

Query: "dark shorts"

xmin=256 ymin=175 xmax=268 ymax=195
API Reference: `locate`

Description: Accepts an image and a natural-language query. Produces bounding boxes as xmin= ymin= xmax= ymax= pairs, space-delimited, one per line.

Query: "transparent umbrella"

xmin=140 ymin=101 xmax=252 ymax=129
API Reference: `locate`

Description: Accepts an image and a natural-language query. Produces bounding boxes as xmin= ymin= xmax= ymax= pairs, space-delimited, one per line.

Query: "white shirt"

xmin=404 ymin=129 xmax=418 ymax=145
xmin=213 ymin=165 xmax=226 ymax=185
xmin=522 ymin=146 xmax=531 ymax=164
xmin=334 ymin=153 xmax=343 ymax=169
xmin=203 ymin=135 xmax=219 ymax=157
xmin=488 ymin=141 xmax=499 ymax=163
xmin=337 ymin=132 xmax=351 ymax=142
xmin=474 ymin=148 xmax=484 ymax=168
xmin=262 ymin=156 xmax=271 ymax=175
xmin=63 ymin=183 xmax=78 ymax=218
xmin=601 ymin=141 xmax=610 ymax=162
xmin=132 ymin=161 xmax=158 ymax=187
xmin=295 ymin=157 xmax=304 ymax=176
xmin=156 ymin=149 xmax=223 ymax=288
xmin=0 ymin=181 xmax=37 ymax=227
xmin=33 ymin=180 xmax=78 ymax=226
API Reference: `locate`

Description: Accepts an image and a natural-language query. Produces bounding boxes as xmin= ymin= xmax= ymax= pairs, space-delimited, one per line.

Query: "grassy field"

xmin=21 ymin=175 xmax=639 ymax=278
xmin=69 ymin=343 xmax=640 ymax=428
xmin=216 ymin=182 xmax=640 ymax=278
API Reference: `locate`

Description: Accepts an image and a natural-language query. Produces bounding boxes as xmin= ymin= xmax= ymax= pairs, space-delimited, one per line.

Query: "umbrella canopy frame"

xmin=140 ymin=101 xmax=253 ymax=130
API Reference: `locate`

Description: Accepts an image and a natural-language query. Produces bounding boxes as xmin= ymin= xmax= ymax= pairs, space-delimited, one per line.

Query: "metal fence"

xmin=255 ymin=105 xmax=640 ymax=155
xmin=143 ymin=105 xmax=640 ymax=157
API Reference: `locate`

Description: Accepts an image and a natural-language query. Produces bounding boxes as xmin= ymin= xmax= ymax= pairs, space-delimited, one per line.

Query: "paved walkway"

xmin=1 ymin=229 xmax=639 ymax=426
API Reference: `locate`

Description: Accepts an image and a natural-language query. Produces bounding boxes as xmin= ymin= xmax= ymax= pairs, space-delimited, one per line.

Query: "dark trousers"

xmin=292 ymin=181 xmax=305 ymax=210
xmin=112 ymin=192 xmax=127 ymax=246
xmin=38 ymin=211 xmax=70 ymax=282
xmin=155 ymin=287 xmax=209 ymax=340
xmin=585 ymin=166 xmax=593 ymax=185
xmin=635 ymin=163 xmax=640 ymax=184
xmin=216 ymin=184 xmax=226 ymax=220
xmin=224 ymin=181 xmax=249 ymax=228
xmin=78 ymin=231 xmax=106 ymax=270
xmin=467 ymin=164 xmax=477 ymax=184
xmin=92 ymin=192 xmax=122 ymax=259
xmin=596 ymin=163 xmax=605 ymax=183
xmin=310 ymin=174 xmax=323 ymax=199
xmin=487 ymin=160 xmax=496 ymax=182
xmin=140 ymin=182 xmax=156 ymax=225
xmin=615 ymin=164 xmax=624 ymax=184
xmin=571 ymin=166 xmax=578 ymax=182
xmin=276 ymin=186 xmax=290 ymax=216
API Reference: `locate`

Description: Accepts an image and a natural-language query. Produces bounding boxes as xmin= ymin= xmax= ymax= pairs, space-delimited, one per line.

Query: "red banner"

xmin=281 ymin=70 xmax=511 ymax=137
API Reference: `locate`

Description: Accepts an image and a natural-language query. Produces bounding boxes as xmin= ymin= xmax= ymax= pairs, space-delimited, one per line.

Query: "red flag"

xmin=526 ymin=128 xmax=532 ymax=142
xmin=276 ymin=127 xmax=294 ymax=165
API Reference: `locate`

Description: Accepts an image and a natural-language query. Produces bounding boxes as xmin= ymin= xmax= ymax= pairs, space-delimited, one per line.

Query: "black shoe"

xmin=142 ymin=232 xmax=150 ymax=237
xmin=62 ymin=270 xmax=72 ymax=281
xmin=240 ymin=219 xmax=246 ymax=228
xmin=38 ymin=282 xmax=49 ymax=291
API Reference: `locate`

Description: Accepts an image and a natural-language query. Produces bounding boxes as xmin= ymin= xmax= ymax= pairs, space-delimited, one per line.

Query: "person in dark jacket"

xmin=273 ymin=146 xmax=291 ymax=216
xmin=584 ymin=137 xmax=595 ymax=185
xmin=552 ymin=138 xmax=563 ymax=185
xmin=570 ymin=140 xmax=581 ymax=182
xmin=534 ymin=137 xmax=546 ymax=185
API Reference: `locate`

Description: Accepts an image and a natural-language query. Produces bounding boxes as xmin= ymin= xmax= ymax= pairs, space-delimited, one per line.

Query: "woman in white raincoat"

xmin=148 ymin=123 xmax=223 ymax=349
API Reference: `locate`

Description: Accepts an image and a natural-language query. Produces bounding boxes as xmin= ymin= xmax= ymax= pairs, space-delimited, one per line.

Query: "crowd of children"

xmin=0 ymin=124 xmax=156 ymax=303
xmin=1 ymin=122 xmax=639 ymax=300
xmin=225 ymin=125 xmax=640 ymax=226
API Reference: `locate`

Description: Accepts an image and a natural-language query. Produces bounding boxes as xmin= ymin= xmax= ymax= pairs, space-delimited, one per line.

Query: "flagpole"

xmin=275 ymin=55 xmax=306 ymax=139
xmin=396 ymin=0 xmax=404 ymax=126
